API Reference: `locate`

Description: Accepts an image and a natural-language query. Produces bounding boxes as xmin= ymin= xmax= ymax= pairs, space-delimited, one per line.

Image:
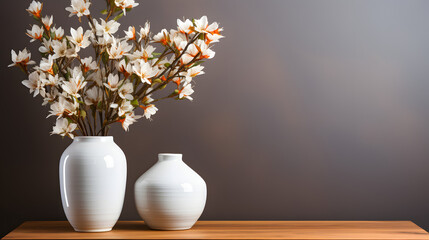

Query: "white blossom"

xmin=141 ymin=104 xmax=158 ymax=119
xmin=48 ymin=97 xmax=78 ymax=118
xmin=181 ymin=43 xmax=199 ymax=64
xmin=128 ymin=45 xmax=156 ymax=62
xmin=42 ymin=90 xmax=58 ymax=106
xmin=66 ymin=44 xmax=78 ymax=58
xmin=154 ymin=55 xmax=174 ymax=72
xmin=118 ymin=82 xmax=134 ymax=100
xmin=172 ymin=76 xmax=182 ymax=86
xmin=62 ymin=67 xmax=87 ymax=98
xmin=194 ymin=16 xmax=220 ymax=34
xmin=69 ymin=27 xmax=91 ymax=50
xmin=116 ymin=59 xmax=133 ymax=77
xmin=41 ymin=15 xmax=53 ymax=31
xmin=52 ymin=40 xmax=76 ymax=59
xmin=205 ymin=32 xmax=224 ymax=44
xmin=114 ymin=0 xmax=139 ymax=15
xmin=178 ymin=84 xmax=194 ymax=100
xmin=112 ymin=100 xmax=134 ymax=116
xmin=120 ymin=112 xmax=141 ymax=131
xmin=133 ymin=60 xmax=158 ymax=84
xmin=84 ymin=87 xmax=102 ymax=106
xmin=27 ymin=1 xmax=43 ymax=18
xmin=142 ymin=94 xmax=154 ymax=104
xmin=39 ymin=39 xmax=52 ymax=54
xmin=87 ymin=69 xmax=104 ymax=86
xmin=22 ymin=71 xmax=44 ymax=97
xmin=138 ymin=22 xmax=150 ymax=42
xmin=26 ymin=25 xmax=44 ymax=42
xmin=65 ymin=0 xmax=91 ymax=18
xmin=42 ymin=74 xmax=62 ymax=86
xmin=94 ymin=18 xmax=120 ymax=40
xmin=197 ymin=40 xmax=215 ymax=59
xmin=124 ymin=26 xmax=136 ymax=40
xmin=52 ymin=27 xmax=64 ymax=40
xmin=153 ymin=29 xmax=169 ymax=45
xmin=144 ymin=45 xmax=156 ymax=59
xmin=91 ymin=33 xmax=113 ymax=47
xmin=51 ymin=40 xmax=67 ymax=59
xmin=181 ymin=65 xmax=204 ymax=83
xmin=51 ymin=118 xmax=77 ymax=139
xmin=107 ymin=38 xmax=132 ymax=59
xmin=177 ymin=19 xmax=193 ymax=34
xmin=38 ymin=55 xmax=55 ymax=75
xmin=81 ymin=56 xmax=97 ymax=72
xmin=170 ymin=31 xmax=187 ymax=50
xmin=8 ymin=48 xmax=35 ymax=67
xmin=104 ymin=73 xmax=123 ymax=91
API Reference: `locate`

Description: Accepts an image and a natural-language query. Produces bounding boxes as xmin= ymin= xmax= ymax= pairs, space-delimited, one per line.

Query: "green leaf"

xmin=198 ymin=33 xmax=205 ymax=40
xmin=131 ymin=99 xmax=139 ymax=107
xmin=80 ymin=110 xmax=87 ymax=119
xmin=102 ymin=51 xmax=109 ymax=65
xmin=152 ymin=52 xmax=162 ymax=56
xmin=64 ymin=71 xmax=70 ymax=81
xmin=169 ymin=91 xmax=178 ymax=97
xmin=164 ymin=63 xmax=171 ymax=68
xmin=191 ymin=61 xmax=204 ymax=67
xmin=113 ymin=12 xmax=124 ymax=21
xmin=101 ymin=9 xmax=108 ymax=15
xmin=76 ymin=98 xmax=84 ymax=105
xmin=153 ymin=78 xmax=162 ymax=84
xmin=43 ymin=32 xmax=50 ymax=40
xmin=53 ymin=63 xmax=59 ymax=75
xmin=174 ymin=89 xmax=179 ymax=94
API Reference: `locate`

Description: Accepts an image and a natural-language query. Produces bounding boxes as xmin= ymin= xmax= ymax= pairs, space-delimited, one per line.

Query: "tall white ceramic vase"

xmin=135 ymin=153 xmax=207 ymax=230
xmin=59 ymin=136 xmax=127 ymax=232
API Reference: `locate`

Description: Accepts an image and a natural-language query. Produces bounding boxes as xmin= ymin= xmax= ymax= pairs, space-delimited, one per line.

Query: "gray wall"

xmin=2 ymin=0 xmax=429 ymax=236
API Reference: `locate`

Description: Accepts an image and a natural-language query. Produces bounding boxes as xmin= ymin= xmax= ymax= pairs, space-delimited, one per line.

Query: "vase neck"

xmin=158 ymin=153 xmax=183 ymax=162
xmin=74 ymin=136 xmax=114 ymax=142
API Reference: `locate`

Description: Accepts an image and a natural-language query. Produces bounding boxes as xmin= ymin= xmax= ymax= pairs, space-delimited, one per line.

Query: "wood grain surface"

xmin=2 ymin=221 xmax=428 ymax=240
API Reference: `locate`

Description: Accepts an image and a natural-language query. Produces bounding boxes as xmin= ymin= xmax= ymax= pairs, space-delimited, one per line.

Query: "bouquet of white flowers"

xmin=9 ymin=0 xmax=223 ymax=138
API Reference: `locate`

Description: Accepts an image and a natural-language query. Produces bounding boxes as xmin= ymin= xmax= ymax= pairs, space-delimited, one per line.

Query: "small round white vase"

xmin=135 ymin=153 xmax=207 ymax=230
xmin=59 ymin=136 xmax=127 ymax=232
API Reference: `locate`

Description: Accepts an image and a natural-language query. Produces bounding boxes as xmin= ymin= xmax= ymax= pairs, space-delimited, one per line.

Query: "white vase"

xmin=134 ymin=153 xmax=207 ymax=230
xmin=59 ymin=136 xmax=127 ymax=232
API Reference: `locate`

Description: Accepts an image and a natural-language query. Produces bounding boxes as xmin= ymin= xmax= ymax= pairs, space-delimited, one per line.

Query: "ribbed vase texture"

xmin=59 ymin=136 xmax=127 ymax=232
xmin=135 ymin=153 xmax=207 ymax=230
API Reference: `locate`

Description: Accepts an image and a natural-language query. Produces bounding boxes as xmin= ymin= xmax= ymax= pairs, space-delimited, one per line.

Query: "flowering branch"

xmin=9 ymin=0 xmax=224 ymax=139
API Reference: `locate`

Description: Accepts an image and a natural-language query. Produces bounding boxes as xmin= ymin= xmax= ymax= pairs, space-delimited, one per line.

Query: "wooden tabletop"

xmin=2 ymin=221 xmax=428 ymax=240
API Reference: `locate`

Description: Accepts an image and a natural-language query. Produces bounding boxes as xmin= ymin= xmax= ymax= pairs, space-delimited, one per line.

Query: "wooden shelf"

xmin=2 ymin=221 xmax=428 ymax=240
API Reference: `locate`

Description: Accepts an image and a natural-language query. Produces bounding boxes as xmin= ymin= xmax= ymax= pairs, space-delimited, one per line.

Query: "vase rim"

xmin=159 ymin=153 xmax=182 ymax=156
xmin=158 ymin=153 xmax=183 ymax=161
xmin=74 ymin=136 xmax=113 ymax=142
